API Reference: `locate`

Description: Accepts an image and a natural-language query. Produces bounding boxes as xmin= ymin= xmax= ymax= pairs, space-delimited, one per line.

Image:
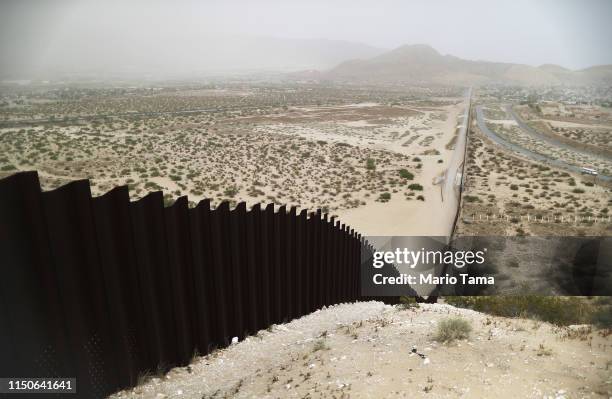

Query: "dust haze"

xmin=2 ymin=0 xmax=612 ymax=80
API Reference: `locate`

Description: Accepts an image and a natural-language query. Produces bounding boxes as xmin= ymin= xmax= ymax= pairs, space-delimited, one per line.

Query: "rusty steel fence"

xmin=0 ymin=171 xmax=397 ymax=398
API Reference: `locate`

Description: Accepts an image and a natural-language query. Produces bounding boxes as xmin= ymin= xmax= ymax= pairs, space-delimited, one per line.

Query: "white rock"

xmin=231 ymin=336 xmax=239 ymax=345
xmin=423 ymin=358 xmax=431 ymax=365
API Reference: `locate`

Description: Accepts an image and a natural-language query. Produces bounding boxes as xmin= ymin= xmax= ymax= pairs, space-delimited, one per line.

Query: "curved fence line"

xmin=0 ymin=171 xmax=397 ymax=398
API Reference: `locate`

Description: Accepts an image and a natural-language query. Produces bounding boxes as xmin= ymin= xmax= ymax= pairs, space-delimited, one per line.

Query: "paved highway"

xmin=505 ymin=105 xmax=611 ymax=162
xmin=475 ymin=105 xmax=612 ymax=183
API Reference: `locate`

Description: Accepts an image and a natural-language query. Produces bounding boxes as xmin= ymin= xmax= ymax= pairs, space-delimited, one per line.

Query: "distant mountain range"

xmin=1 ymin=35 xmax=385 ymax=80
xmin=7 ymin=35 xmax=611 ymax=85
xmin=303 ymin=44 xmax=612 ymax=86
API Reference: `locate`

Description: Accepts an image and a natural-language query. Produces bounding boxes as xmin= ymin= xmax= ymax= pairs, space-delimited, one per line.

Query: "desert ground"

xmin=456 ymin=97 xmax=611 ymax=237
xmin=0 ymin=84 xmax=464 ymax=236
xmin=109 ymin=302 xmax=612 ymax=399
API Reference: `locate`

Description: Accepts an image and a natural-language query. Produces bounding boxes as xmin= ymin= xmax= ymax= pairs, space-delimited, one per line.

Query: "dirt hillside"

xmin=110 ymin=302 xmax=612 ymax=399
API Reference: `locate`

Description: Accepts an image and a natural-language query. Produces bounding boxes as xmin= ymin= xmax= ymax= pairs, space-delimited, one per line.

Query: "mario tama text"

xmin=374 ymin=272 xmax=494 ymax=286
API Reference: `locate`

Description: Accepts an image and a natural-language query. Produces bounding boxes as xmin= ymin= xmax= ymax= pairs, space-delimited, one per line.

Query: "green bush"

xmin=378 ymin=192 xmax=391 ymax=201
xmin=399 ymin=296 xmax=419 ymax=309
xmin=0 ymin=164 xmax=16 ymax=171
xmin=591 ymin=305 xmax=612 ymax=328
xmin=224 ymin=186 xmax=239 ymax=197
xmin=408 ymin=183 xmax=423 ymax=191
xmin=435 ymin=317 xmax=471 ymax=343
xmin=398 ymin=169 xmax=414 ymax=180
xmin=444 ymin=296 xmax=594 ymax=326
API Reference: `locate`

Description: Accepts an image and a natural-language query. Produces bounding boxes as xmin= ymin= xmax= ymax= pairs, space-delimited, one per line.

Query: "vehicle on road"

xmin=581 ymin=167 xmax=598 ymax=176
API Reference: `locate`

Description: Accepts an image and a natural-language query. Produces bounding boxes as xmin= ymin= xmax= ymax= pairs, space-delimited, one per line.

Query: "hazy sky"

xmin=2 ymin=0 xmax=611 ymax=78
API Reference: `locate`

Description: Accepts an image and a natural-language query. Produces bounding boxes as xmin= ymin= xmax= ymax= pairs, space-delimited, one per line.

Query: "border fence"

xmin=0 ymin=171 xmax=398 ymax=398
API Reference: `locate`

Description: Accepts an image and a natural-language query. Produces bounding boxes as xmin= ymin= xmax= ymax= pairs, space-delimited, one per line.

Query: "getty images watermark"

xmin=371 ymin=246 xmax=492 ymax=286
xmin=360 ymin=236 xmax=612 ymax=297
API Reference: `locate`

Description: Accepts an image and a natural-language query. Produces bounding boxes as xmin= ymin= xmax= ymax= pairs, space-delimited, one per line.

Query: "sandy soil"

xmin=458 ymin=103 xmax=612 ymax=236
xmin=1 ymin=94 xmax=464 ymax=237
xmin=109 ymin=302 xmax=612 ymax=399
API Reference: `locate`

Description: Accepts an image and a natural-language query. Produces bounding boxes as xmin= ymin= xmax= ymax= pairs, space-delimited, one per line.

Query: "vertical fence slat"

xmin=273 ymin=205 xmax=285 ymax=322
xmin=229 ymin=202 xmax=247 ymax=338
xmin=164 ymin=196 xmax=197 ymax=364
xmin=245 ymin=204 xmax=260 ymax=334
xmin=314 ymin=210 xmax=323 ymax=309
xmin=304 ymin=212 xmax=314 ymax=314
xmin=188 ymin=199 xmax=213 ymax=355
xmin=130 ymin=191 xmax=178 ymax=371
xmin=286 ymin=207 xmax=296 ymax=320
xmin=211 ymin=202 xmax=234 ymax=344
xmin=92 ymin=186 xmax=148 ymax=386
xmin=295 ymin=210 xmax=306 ymax=317
xmin=0 ymin=172 xmax=70 ymax=381
xmin=261 ymin=204 xmax=274 ymax=327
xmin=42 ymin=179 xmax=118 ymax=398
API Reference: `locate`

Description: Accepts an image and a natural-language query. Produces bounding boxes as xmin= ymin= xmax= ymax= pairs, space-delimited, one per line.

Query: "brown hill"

xmin=324 ymin=44 xmax=612 ymax=86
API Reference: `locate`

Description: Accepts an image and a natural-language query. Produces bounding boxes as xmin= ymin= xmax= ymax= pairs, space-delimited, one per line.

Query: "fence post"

xmin=188 ymin=199 xmax=213 ymax=355
xmin=276 ymin=205 xmax=287 ymax=322
xmin=92 ymin=185 xmax=148 ymax=386
xmin=164 ymin=196 xmax=197 ymax=364
xmin=245 ymin=204 xmax=261 ymax=334
xmin=286 ymin=207 xmax=297 ymax=320
xmin=262 ymin=204 xmax=274 ymax=326
xmin=130 ymin=191 xmax=179 ymax=371
xmin=208 ymin=201 xmax=231 ymax=347
xmin=296 ymin=209 xmax=307 ymax=317
xmin=215 ymin=201 xmax=241 ymax=343
xmin=0 ymin=172 xmax=71 ymax=386
xmin=42 ymin=179 xmax=119 ymax=398
xmin=229 ymin=202 xmax=247 ymax=338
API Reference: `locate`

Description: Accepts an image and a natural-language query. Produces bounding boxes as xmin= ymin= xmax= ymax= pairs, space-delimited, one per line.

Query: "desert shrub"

xmin=224 ymin=186 xmax=239 ymax=197
xmin=444 ymin=296 xmax=594 ymax=326
xmin=378 ymin=192 xmax=391 ymax=202
xmin=408 ymin=183 xmax=423 ymax=191
xmin=435 ymin=317 xmax=471 ymax=343
xmin=312 ymin=339 xmax=329 ymax=352
xmin=399 ymin=296 xmax=419 ymax=309
xmin=572 ymin=188 xmax=585 ymax=194
xmin=366 ymin=158 xmax=376 ymax=170
xmin=510 ymin=184 xmax=518 ymax=190
xmin=417 ymin=195 xmax=425 ymax=201
xmin=144 ymin=181 xmax=162 ymax=191
xmin=464 ymin=195 xmax=480 ymax=203
xmin=398 ymin=169 xmax=414 ymax=180
xmin=591 ymin=304 xmax=612 ymax=328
